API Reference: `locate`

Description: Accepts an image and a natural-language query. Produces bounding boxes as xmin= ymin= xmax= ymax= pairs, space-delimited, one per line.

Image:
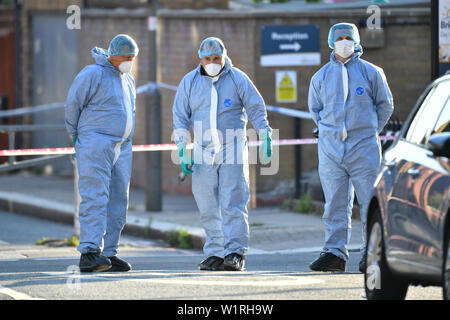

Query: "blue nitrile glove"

xmin=72 ymin=136 xmax=77 ymax=158
xmin=259 ymin=130 xmax=272 ymax=164
xmin=177 ymin=143 xmax=194 ymax=175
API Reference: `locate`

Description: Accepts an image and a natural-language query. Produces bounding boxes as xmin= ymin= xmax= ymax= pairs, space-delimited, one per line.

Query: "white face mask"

xmin=204 ymin=63 xmax=222 ymax=77
xmin=334 ymin=39 xmax=355 ymax=59
xmin=119 ymin=61 xmax=133 ymax=73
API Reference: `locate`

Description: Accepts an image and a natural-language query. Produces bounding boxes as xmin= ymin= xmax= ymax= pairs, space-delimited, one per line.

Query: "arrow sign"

xmin=261 ymin=25 xmax=320 ymax=66
xmin=279 ymin=42 xmax=301 ymax=51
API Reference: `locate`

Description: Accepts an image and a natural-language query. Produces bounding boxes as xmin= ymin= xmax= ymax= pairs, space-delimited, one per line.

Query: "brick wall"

xmin=85 ymin=0 xmax=147 ymax=8
xmin=251 ymin=11 xmax=431 ymax=200
xmin=158 ymin=0 xmax=229 ymax=9
xmin=81 ymin=0 xmax=229 ymax=10
xmin=19 ymin=4 xmax=151 ymax=185
xmin=159 ymin=8 xmax=431 ymax=203
xmin=158 ymin=13 xmax=257 ymax=198
xmin=19 ymin=0 xmax=84 ymax=153
xmin=79 ymin=9 xmax=152 ymax=188
xmin=19 ymin=4 xmax=431 ymax=204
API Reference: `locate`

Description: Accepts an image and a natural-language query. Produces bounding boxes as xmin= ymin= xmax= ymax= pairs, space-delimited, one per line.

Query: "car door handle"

xmin=407 ymin=168 xmax=420 ymax=177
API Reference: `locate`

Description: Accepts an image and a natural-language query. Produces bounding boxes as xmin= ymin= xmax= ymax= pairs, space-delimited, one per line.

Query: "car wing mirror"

xmin=428 ymin=132 xmax=450 ymax=158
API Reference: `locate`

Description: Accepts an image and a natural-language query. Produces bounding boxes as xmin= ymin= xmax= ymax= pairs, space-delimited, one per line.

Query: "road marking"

xmin=0 ymin=285 xmax=43 ymax=300
xmin=248 ymin=244 xmax=362 ymax=255
xmin=41 ymin=270 xmax=325 ymax=287
xmin=32 ymin=253 xmax=204 ymax=261
xmin=0 ymin=239 xmax=9 ymax=245
xmin=33 ymin=257 xmax=79 ymax=261
xmin=0 ymin=253 xmax=28 ymax=260
xmin=134 ymin=275 xmax=324 ymax=287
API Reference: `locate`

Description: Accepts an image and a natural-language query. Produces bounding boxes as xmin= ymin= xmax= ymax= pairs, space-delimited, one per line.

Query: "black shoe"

xmin=223 ymin=253 xmax=245 ymax=271
xmin=359 ymin=252 xmax=367 ymax=274
xmin=79 ymin=252 xmax=112 ymax=272
xmin=106 ymin=256 xmax=132 ymax=272
xmin=309 ymin=252 xmax=346 ymax=272
xmin=198 ymin=256 xmax=224 ymax=271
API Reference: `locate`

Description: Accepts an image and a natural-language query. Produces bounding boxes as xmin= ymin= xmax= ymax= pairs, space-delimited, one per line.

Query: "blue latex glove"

xmin=177 ymin=143 xmax=194 ymax=175
xmin=259 ymin=130 xmax=272 ymax=164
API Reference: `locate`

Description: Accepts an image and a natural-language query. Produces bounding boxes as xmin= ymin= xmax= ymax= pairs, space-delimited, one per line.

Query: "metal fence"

xmin=0 ymin=123 xmax=68 ymax=173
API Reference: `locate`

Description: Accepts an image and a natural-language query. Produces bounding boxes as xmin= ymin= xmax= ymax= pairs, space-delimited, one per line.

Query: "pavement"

xmin=0 ymin=171 xmax=363 ymax=255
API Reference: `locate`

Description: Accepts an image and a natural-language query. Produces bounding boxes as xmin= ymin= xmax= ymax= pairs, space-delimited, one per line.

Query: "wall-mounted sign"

xmin=276 ymin=71 xmax=297 ymax=103
xmin=439 ymin=0 xmax=450 ymax=74
xmin=261 ymin=25 xmax=320 ymax=67
xmin=432 ymin=0 xmax=450 ymax=78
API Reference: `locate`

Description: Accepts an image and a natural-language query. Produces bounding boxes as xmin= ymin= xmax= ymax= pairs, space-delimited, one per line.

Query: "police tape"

xmin=265 ymin=105 xmax=312 ymax=119
xmin=0 ymin=82 xmax=177 ymax=118
xmin=0 ymin=136 xmax=397 ymax=157
xmin=145 ymin=82 xmax=313 ymax=120
xmin=136 ymin=82 xmax=313 ymax=119
xmin=0 ymin=102 xmax=65 ymax=118
xmin=0 ymin=82 xmax=312 ymax=120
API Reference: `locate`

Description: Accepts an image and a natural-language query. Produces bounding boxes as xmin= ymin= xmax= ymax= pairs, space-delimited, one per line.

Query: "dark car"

xmin=364 ymin=75 xmax=450 ymax=300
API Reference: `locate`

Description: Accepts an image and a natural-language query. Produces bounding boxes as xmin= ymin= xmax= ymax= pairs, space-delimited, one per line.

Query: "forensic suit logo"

xmin=224 ymin=98 xmax=233 ymax=108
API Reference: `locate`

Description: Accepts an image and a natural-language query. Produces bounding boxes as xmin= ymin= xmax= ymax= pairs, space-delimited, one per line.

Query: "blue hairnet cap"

xmin=328 ymin=23 xmax=360 ymax=49
xmin=108 ymin=34 xmax=139 ymax=56
xmin=198 ymin=37 xmax=227 ymax=59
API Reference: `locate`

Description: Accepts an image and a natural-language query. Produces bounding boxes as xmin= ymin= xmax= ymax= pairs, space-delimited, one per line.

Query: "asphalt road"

xmin=0 ymin=210 xmax=443 ymax=301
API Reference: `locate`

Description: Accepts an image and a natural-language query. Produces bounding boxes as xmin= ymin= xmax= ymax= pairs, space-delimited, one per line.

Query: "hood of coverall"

xmin=91 ymin=47 xmax=120 ymax=72
xmin=330 ymin=43 xmax=363 ymax=65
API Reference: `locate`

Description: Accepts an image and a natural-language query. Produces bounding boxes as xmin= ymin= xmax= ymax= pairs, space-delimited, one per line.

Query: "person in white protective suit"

xmin=308 ymin=23 xmax=394 ymax=273
xmin=172 ymin=37 xmax=272 ymax=271
xmin=65 ymin=34 xmax=138 ymax=272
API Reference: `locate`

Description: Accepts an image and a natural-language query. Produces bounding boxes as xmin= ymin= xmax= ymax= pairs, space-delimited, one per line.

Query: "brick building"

xmin=0 ymin=3 xmax=15 ymax=162
xmin=157 ymin=6 xmax=431 ymax=204
xmin=14 ymin=0 xmax=431 ymax=206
